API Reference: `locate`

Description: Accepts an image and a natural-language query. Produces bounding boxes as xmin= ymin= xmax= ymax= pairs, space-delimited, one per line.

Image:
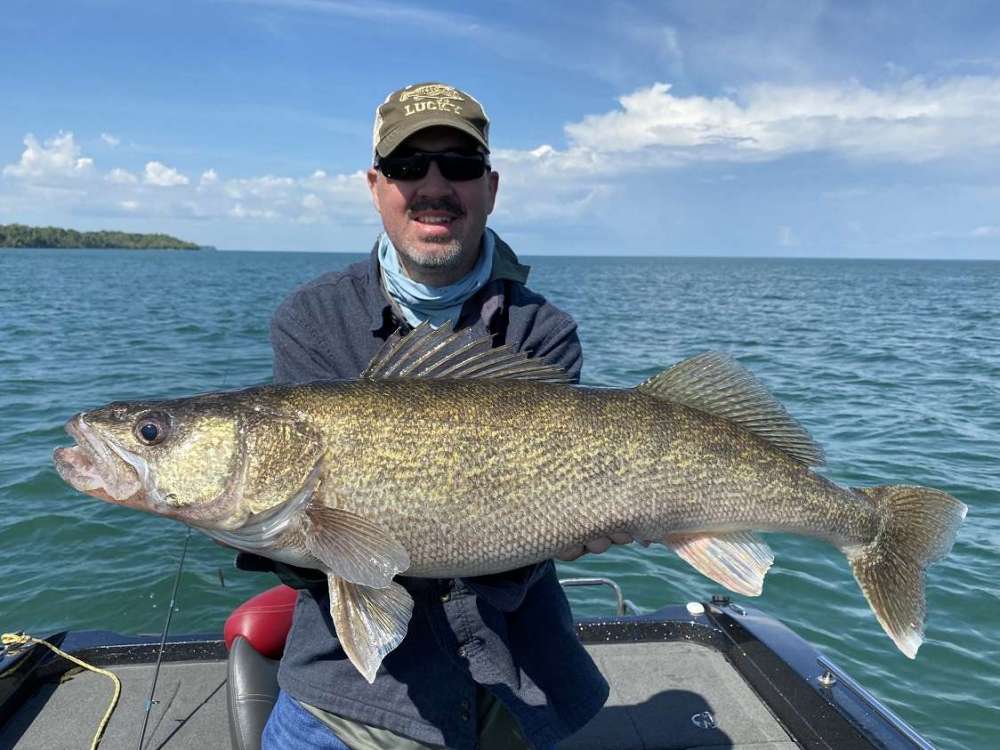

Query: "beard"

xmin=395 ymin=195 xmax=473 ymax=270
xmin=395 ymin=235 xmax=466 ymax=270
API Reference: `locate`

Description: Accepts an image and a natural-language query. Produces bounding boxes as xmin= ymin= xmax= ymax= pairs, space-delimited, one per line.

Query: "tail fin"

xmin=847 ymin=485 xmax=967 ymax=658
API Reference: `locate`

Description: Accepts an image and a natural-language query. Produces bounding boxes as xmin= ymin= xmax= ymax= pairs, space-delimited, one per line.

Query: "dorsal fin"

xmin=638 ymin=352 xmax=824 ymax=466
xmin=361 ymin=322 xmax=570 ymax=384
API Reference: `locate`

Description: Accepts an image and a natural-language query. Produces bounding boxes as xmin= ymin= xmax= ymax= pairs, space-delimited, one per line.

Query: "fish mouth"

xmin=53 ymin=414 xmax=144 ymax=505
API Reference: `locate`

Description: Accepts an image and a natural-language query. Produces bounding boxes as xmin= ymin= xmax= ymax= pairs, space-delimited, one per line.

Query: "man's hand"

xmin=556 ymin=532 xmax=637 ymax=561
xmin=234 ymin=551 xmax=328 ymax=589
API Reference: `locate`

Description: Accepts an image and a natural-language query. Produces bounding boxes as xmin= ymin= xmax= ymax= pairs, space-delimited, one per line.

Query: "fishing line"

xmin=136 ymin=526 xmax=192 ymax=750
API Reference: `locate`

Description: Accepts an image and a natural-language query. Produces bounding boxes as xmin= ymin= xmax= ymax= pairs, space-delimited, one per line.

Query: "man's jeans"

xmin=261 ymin=688 xmax=550 ymax=750
xmin=262 ymin=690 xmax=351 ymax=750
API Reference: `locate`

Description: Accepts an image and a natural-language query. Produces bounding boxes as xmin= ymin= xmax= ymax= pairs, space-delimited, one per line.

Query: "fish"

xmin=53 ymin=324 xmax=967 ymax=682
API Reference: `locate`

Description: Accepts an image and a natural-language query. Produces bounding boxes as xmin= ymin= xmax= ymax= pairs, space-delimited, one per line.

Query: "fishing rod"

xmin=136 ymin=527 xmax=192 ymax=750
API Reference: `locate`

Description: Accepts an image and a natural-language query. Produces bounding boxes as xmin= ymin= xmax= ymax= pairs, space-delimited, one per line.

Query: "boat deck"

xmin=2 ymin=639 xmax=795 ymax=750
xmin=4 ymin=595 xmax=931 ymax=750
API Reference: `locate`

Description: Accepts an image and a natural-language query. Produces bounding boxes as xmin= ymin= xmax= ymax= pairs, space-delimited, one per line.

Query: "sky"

xmin=2 ymin=0 xmax=1000 ymax=258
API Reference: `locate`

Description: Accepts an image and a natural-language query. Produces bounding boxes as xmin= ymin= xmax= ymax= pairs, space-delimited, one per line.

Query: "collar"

xmin=364 ymin=229 xmax=529 ymax=332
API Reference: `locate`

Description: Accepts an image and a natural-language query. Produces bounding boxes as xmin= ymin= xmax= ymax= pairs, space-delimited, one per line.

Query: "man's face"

xmin=367 ymin=127 xmax=499 ymax=282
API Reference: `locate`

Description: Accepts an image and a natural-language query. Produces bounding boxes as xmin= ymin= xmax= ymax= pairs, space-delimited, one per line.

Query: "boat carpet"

xmin=2 ymin=641 xmax=796 ymax=749
xmin=1 ymin=660 xmax=227 ymax=750
xmin=562 ymin=641 xmax=796 ymax=749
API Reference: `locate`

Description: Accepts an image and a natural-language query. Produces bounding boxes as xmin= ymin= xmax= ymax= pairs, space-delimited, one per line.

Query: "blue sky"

xmin=2 ymin=0 xmax=999 ymax=257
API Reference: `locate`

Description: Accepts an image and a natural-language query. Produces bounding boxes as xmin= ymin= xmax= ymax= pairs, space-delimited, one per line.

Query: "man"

xmin=257 ymin=82 xmax=614 ymax=750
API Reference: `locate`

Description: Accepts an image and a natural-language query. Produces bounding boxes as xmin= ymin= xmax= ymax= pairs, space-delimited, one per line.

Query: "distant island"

xmin=0 ymin=223 xmax=203 ymax=250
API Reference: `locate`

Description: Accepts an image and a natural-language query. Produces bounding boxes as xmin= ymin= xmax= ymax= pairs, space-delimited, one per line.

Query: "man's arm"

xmin=519 ymin=310 xmax=583 ymax=383
xmin=271 ymin=303 xmax=339 ymax=385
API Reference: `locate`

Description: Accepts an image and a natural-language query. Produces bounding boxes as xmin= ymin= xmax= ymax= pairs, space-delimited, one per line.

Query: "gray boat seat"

xmin=227 ymin=635 xmax=279 ymax=750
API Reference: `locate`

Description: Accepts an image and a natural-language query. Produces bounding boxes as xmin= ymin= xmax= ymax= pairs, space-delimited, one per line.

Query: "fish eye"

xmin=135 ymin=413 xmax=169 ymax=445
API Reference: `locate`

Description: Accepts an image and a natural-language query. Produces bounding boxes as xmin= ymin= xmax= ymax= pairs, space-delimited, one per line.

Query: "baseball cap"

xmin=373 ymin=82 xmax=490 ymax=159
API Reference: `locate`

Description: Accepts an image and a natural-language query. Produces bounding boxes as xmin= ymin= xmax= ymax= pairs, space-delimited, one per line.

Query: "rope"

xmin=1 ymin=631 xmax=121 ymax=750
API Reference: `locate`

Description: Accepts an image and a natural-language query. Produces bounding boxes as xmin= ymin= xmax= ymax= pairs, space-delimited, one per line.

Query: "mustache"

xmin=407 ymin=197 xmax=464 ymax=216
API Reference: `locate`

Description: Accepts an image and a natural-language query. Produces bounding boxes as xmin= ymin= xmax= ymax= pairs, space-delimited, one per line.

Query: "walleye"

xmin=53 ymin=324 xmax=966 ymax=682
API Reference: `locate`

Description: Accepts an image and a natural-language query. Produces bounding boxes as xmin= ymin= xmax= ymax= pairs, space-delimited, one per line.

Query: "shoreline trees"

xmin=0 ymin=224 xmax=201 ymax=250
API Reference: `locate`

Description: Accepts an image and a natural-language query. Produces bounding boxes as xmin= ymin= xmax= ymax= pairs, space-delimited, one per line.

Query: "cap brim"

xmin=376 ymin=117 xmax=488 ymax=158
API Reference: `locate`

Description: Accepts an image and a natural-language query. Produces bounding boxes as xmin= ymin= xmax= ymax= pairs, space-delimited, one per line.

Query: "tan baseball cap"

xmin=373 ymin=82 xmax=490 ymax=159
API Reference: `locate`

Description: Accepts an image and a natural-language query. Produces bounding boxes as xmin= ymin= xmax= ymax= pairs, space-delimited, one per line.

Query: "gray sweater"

xmin=268 ymin=236 xmax=608 ymax=749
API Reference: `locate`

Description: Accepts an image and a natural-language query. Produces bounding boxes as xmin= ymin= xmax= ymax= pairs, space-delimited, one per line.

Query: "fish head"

xmin=53 ymin=396 xmax=246 ymax=526
xmin=54 ymin=391 xmax=327 ymax=531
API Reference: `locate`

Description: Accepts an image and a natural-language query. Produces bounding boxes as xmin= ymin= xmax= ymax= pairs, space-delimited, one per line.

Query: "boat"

xmin=0 ymin=578 xmax=933 ymax=749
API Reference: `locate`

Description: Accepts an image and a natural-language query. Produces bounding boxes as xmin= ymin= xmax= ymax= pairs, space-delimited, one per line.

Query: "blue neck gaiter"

xmin=378 ymin=230 xmax=495 ymax=328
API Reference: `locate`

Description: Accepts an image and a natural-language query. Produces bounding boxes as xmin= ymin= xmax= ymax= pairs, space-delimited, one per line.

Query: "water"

xmin=1 ymin=248 xmax=997 ymax=748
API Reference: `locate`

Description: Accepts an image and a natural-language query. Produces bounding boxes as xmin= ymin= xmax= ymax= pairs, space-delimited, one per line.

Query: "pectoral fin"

xmin=329 ymin=575 xmax=414 ymax=683
xmin=664 ymin=531 xmax=774 ymax=596
xmin=303 ymin=506 xmax=410 ymax=588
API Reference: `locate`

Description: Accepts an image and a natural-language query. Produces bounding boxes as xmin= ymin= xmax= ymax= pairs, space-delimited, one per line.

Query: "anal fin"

xmin=329 ymin=576 xmax=414 ymax=684
xmin=664 ymin=531 xmax=774 ymax=596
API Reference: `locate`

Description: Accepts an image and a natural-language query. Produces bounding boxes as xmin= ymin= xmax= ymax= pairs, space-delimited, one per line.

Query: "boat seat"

xmin=227 ymin=636 xmax=280 ymax=750
xmin=224 ymin=584 xmax=297 ymax=659
xmin=225 ymin=585 xmax=297 ymax=750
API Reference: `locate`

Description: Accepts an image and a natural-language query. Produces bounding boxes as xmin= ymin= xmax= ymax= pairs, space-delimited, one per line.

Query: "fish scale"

xmin=277 ymin=379 xmax=873 ymax=577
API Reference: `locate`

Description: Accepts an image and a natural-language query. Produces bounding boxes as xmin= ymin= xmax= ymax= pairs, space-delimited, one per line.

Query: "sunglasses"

xmin=375 ymin=151 xmax=490 ymax=182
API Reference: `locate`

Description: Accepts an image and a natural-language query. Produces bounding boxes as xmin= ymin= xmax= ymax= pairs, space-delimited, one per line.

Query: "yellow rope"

xmin=2 ymin=632 xmax=121 ymax=750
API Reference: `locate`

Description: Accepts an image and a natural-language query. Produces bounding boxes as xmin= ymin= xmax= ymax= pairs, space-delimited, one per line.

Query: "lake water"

xmin=1 ymin=248 xmax=997 ymax=748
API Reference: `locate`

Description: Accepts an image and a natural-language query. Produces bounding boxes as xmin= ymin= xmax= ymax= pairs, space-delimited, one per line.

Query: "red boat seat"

xmin=224 ymin=584 xmax=298 ymax=659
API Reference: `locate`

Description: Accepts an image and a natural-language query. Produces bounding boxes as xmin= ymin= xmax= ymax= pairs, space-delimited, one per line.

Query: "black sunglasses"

xmin=375 ymin=151 xmax=490 ymax=182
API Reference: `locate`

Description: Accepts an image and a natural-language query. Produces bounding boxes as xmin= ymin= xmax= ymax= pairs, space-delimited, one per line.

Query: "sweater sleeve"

xmin=270 ymin=297 xmax=340 ymax=386
xmin=530 ymin=315 xmax=582 ymax=384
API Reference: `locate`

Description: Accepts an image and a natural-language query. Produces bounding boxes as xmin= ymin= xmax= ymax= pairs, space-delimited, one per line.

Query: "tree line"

xmin=0 ymin=223 xmax=201 ymax=250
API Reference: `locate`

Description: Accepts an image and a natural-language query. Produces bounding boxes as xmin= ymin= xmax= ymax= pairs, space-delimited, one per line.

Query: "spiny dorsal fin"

xmin=361 ymin=322 xmax=570 ymax=384
xmin=638 ymin=352 xmax=824 ymax=466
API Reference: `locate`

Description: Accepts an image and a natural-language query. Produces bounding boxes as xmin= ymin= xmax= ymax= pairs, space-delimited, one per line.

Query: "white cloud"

xmin=478 ymin=75 xmax=1000 ymax=223
xmin=187 ymin=169 xmax=369 ymax=224
xmin=229 ymin=203 xmax=278 ymax=220
xmin=302 ymin=193 xmax=324 ymax=210
xmin=224 ymin=175 xmax=295 ymax=199
xmin=1 ymin=130 xmax=373 ymax=228
xmin=144 ymin=161 xmax=190 ymax=186
xmin=777 ymin=225 xmax=799 ymax=247
xmin=490 ymin=147 xmax=613 ymax=222
xmin=101 ymin=133 xmax=121 ymax=147
xmin=2 ymin=132 xmax=94 ymax=179
xmin=300 ymin=169 xmax=368 ymax=200
xmin=971 ymin=225 xmax=1000 ymax=238
xmin=563 ymin=77 xmax=1000 ymax=164
xmin=105 ymin=168 xmax=138 ymax=184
